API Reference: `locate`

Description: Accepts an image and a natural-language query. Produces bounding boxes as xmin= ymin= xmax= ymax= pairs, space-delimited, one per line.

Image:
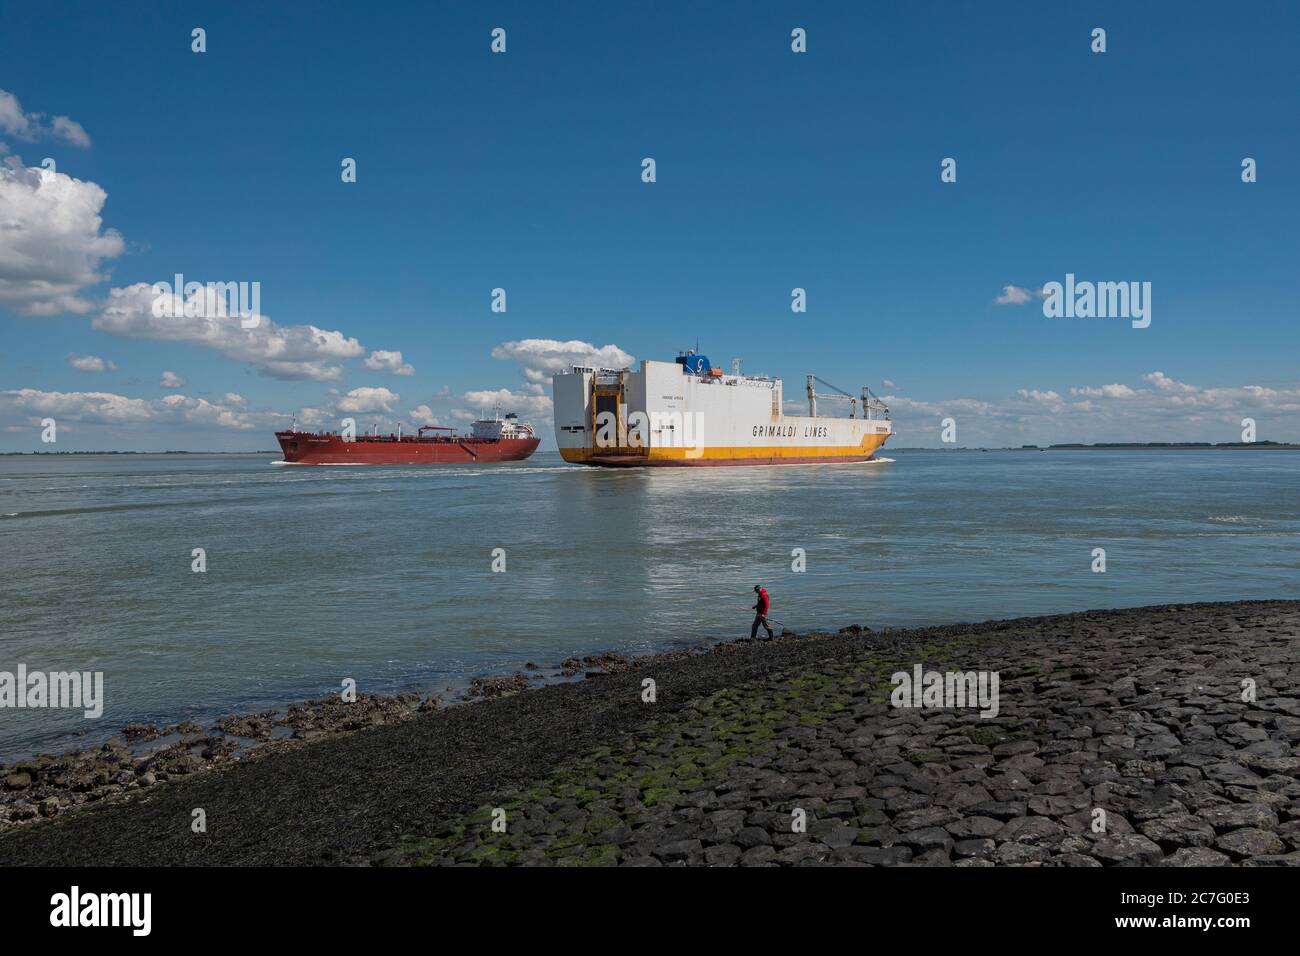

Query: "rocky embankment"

xmin=0 ymin=601 xmax=1296 ymax=866
xmin=0 ymin=649 xmax=666 ymax=832
xmin=0 ymin=693 xmax=443 ymax=830
xmin=389 ymin=601 xmax=1300 ymax=866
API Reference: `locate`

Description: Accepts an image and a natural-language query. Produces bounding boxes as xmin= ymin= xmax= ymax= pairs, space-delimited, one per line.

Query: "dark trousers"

xmin=751 ymin=612 xmax=773 ymax=639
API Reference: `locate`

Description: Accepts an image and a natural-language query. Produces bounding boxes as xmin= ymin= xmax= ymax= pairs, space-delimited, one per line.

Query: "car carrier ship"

xmin=552 ymin=351 xmax=891 ymax=466
xmin=275 ymin=410 xmax=539 ymax=465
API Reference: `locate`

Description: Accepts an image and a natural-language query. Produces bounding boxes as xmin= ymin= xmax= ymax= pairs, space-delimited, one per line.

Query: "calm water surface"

xmin=1 ymin=449 xmax=1297 ymax=759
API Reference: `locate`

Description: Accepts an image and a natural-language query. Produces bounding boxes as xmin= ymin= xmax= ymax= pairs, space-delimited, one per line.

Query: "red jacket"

xmin=755 ymin=588 xmax=770 ymax=615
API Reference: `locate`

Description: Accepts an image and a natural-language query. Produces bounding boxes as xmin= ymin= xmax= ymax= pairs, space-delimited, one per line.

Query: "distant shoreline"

xmin=894 ymin=442 xmax=1300 ymax=451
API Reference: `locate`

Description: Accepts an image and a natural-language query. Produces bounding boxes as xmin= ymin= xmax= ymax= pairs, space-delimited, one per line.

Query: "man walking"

xmin=751 ymin=584 xmax=774 ymax=640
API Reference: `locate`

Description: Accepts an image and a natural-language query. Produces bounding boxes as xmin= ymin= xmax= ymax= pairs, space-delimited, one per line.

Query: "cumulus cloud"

xmin=49 ymin=116 xmax=91 ymax=149
xmin=363 ymin=349 xmax=414 ymax=376
xmin=66 ymin=353 xmax=115 ymax=372
xmin=336 ymin=386 xmax=399 ymax=414
xmin=0 ymin=388 xmax=266 ymax=431
xmin=0 ymin=90 xmax=92 ymax=147
xmin=294 ymin=406 xmax=331 ymax=429
xmin=1069 ymin=383 xmax=1136 ymax=399
xmin=1144 ymin=371 xmax=1198 ymax=394
xmin=994 ymin=285 xmax=1049 ymax=306
xmin=491 ymin=339 xmax=635 ymax=384
xmin=223 ymin=392 xmax=245 ymax=405
xmin=885 ymin=372 xmax=1300 ymax=446
xmin=452 ymin=387 xmax=552 ymax=423
xmin=408 ymin=404 xmax=438 ymax=424
xmin=94 ymin=283 xmax=364 ymax=382
xmin=0 ymin=163 xmax=124 ymax=315
xmin=160 ymin=370 xmax=186 ymax=388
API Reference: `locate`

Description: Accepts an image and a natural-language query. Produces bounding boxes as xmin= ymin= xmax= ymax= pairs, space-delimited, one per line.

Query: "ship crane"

xmin=807 ymin=375 xmax=891 ymax=420
xmin=807 ymin=375 xmax=858 ymax=418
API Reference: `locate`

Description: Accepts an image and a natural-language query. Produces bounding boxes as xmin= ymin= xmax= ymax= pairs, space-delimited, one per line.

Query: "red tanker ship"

xmin=275 ymin=412 xmax=540 ymax=465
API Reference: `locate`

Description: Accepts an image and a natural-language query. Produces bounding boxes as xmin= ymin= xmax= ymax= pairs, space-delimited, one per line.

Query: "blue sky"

xmin=2 ymin=0 xmax=1297 ymax=450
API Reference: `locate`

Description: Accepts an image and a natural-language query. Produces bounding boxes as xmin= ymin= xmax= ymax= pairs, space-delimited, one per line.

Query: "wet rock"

xmin=735 ymin=826 xmax=771 ymax=849
xmin=836 ymin=845 xmax=912 ymax=865
xmin=1215 ymin=828 xmax=1284 ymax=858
xmin=1139 ymin=815 xmax=1216 ymax=849
xmin=995 ymin=842 xmax=1049 ymax=865
xmin=217 ymin=711 xmax=277 ymax=740
xmin=467 ymin=674 xmax=531 ymax=699
xmin=997 ymin=816 xmax=1065 ymax=846
xmin=704 ymin=843 xmax=741 ymax=866
xmin=1159 ymin=847 xmax=1231 ymax=866
xmin=654 ymin=839 xmax=703 ymax=863
xmin=1091 ymin=834 xmax=1164 ymax=865
xmin=121 ymin=724 xmax=161 ymax=741
xmin=953 ymin=838 xmax=996 ymax=859
xmin=898 ymin=827 xmax=953 ymax=853
xmin=947 ymin=816 xmax=1004 ymax=840
xmin=1197 ymin=803 xmax=1278 ymax=832
xmin=739 ymin=844 xmax=778 ymax=866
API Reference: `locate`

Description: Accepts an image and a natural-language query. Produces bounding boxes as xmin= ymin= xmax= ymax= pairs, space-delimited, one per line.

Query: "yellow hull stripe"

xmin=560 ymin=434 xmax=890 ymax=463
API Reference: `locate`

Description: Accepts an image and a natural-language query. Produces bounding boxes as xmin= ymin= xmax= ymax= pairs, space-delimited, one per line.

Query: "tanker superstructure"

xmin=552 ymin=352 xmax=891 ymax=466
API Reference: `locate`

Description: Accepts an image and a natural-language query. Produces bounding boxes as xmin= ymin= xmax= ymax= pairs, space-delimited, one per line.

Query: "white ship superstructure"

xmin=552 ymin=351 xmax=891 ymax=466
xmin=470 ymin=409 xmax=536 ymax=441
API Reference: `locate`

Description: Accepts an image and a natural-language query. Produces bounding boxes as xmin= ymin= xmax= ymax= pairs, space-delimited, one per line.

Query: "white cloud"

xmin=66 ymin=353 xmax=115 ymax=372
xmin=295 ymin=406 xmax=331 ymax=428
xmin=1016 ymin=388 xmax=1063 ymax=403
xmin=998 ymin=287 xmax=1050 ymax=306
xmin=408 ymin=404 xmax=438 ymax=424
xmin=0 ymin=163 xmax=124 ymax=315
xmin=0 ymin=388 xmax=265 ymax=431
xmin=95 ymin=283 xmax=364 ymax=382
xmin=363 ymin=349 xmax=414 ymax=376
xmin=49 ymin=116 xmax=91 ymax=149
xmin=1144 ymin=371 xmax=1197 ymax=394
xmin=994 ymin=285 xmax=1042 ymax=305
xmin=0 ymin=90 xmax=92 ymax=147
xmin=1 ymin=387 xmax=153 ymax=424
xmin=336 ymin=386 xmax=399 ymax=414
xmin=224 ymin=392 xmax=245 ymax=405
xmin=160 ymin=370 xmax=186 ymax=388
xmin=1069 ymin=383 xmax=1137 ymax=399
xmin=886 ymin=372 xmax=1300 ymax=446
xmin=491 ymin=339 xmax=635 ymax=383
xmin=453 ymin=387 xmax=552 ymax=423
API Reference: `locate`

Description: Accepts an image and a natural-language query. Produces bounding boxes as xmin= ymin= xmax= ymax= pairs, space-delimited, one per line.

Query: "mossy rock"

xmin=642 ymin=786 xmax=681 ymax=808
xmin=904 ymin=750 xmax=944 ymax=763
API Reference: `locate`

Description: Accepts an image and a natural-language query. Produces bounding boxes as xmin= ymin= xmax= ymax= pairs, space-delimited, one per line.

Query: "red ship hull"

xmin=275 ymin=431 xmax=540 ymax=465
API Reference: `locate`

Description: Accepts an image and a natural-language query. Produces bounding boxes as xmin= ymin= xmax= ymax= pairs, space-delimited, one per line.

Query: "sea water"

xmin=0 ymin=448 xmax=1296 ymax=760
